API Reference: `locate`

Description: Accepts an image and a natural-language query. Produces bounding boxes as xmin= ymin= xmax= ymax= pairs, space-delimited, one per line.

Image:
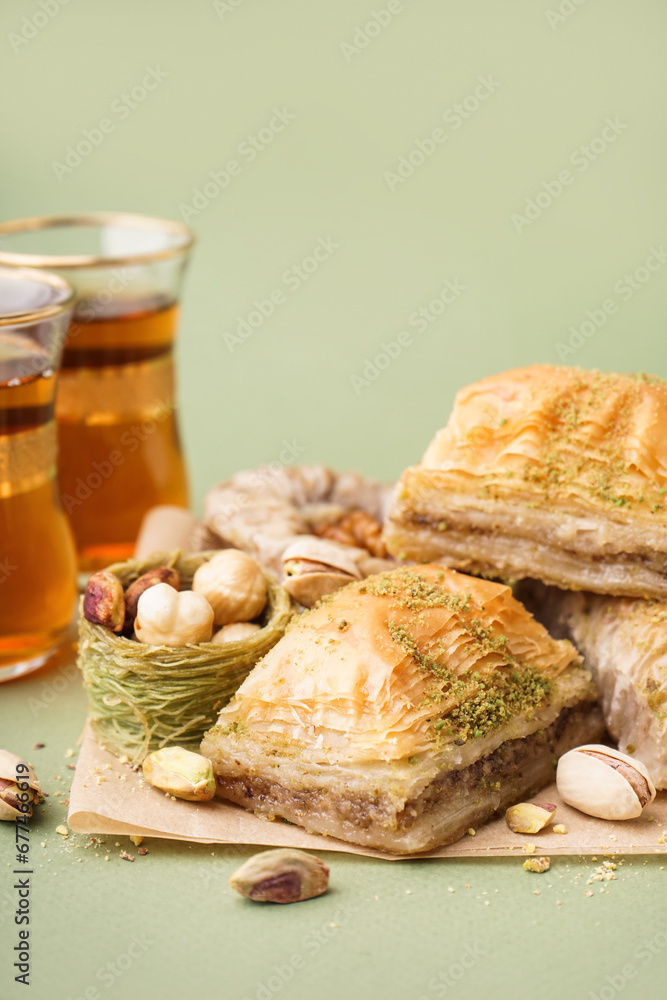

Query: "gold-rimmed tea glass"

xmin=0 ymin=265 xmax=77 ymax=680
xmin=0 ymin=213 xmax=194 ymax=573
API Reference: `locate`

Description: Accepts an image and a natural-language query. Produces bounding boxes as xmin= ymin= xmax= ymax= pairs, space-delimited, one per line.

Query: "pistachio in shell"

xmin=0 ymin=750 xmax=41 ymax=821
xmin=83 ymin=570 xmax=125 ymax=632
xmin=229 ymin=848 xmax=329 ymax=904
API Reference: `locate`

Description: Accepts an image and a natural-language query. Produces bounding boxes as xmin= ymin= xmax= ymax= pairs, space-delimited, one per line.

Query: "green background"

xmin=2 ymin=1 xmax=667 ymax=998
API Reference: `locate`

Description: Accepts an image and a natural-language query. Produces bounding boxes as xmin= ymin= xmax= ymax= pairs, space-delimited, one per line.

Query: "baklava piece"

xmin=384 ymin=365 xmax=667 ymax=598
xmin=520 ymin=581 xmax=667 ymax=789
xmin=201 ymin=565 xmax=603 ymax=853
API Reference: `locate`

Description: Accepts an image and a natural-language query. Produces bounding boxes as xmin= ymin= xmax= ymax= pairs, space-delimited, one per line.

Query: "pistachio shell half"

xmin=229 ymin=848 xmax=329 ymax=904
xmin=556 ymin=744 xmax=656 ymax=820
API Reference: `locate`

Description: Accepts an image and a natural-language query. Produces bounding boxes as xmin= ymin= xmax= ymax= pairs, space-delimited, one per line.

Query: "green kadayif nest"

xmin=77 ymin=550 xmax=292 ymax=765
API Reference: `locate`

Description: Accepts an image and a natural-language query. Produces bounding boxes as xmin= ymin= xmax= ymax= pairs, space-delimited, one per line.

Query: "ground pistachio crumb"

xmin=524 ymin=857 xmax=550 ymax=873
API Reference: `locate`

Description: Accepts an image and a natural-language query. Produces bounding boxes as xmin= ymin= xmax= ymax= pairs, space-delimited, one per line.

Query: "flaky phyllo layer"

xmin=521 ymin=582 xmax=667 ymax=789
xmin=203 ymin=566 xmax=593 ymax=772
xmin=418 ymin=365 xmax=667 ymax=513
xmin=383 ymin=366 xmax=667 ymax=597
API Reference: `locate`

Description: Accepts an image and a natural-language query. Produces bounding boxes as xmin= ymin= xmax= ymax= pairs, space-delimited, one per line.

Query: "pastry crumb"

xmin=524 ymin=857 xmax=550 ymax=873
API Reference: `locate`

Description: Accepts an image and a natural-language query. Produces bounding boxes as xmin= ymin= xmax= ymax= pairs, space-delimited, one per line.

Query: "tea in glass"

xmin=0 ymin=214 xmax=194 ymax=572
xmin=0 ymin=266 xmax=77 ymax=679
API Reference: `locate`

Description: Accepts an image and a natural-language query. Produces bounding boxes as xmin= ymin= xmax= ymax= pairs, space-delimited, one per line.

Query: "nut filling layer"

xmin=212 ymin=703 xmax=604 ymax=854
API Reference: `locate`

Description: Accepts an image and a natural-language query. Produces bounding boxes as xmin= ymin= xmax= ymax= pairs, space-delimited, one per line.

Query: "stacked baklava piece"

xmin=203 ymin=365 xmax=667 ymax=852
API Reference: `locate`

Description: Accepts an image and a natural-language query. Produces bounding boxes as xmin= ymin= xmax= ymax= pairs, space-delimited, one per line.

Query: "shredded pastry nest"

xmin=77 ymin=550 xmax=293 ymax=765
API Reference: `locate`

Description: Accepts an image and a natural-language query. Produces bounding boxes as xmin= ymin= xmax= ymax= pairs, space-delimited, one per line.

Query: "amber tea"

xmin=0 ymin=333 xmax=76 ymax=674
xmin=57 ymin=294 xmax=188 ymax=571
xmin=0 ymin=213 xmax=194 ymax=575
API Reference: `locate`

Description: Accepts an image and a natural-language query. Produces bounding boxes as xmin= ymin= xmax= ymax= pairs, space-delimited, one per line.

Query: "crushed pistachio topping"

xmin=378 ymin=570 xmax=554 ymax=743
xmin=388 ymin=622 xmax=452 ymax=683
xmin=363 ymin=568 xmax=472 ymax=613
xmin=219 ymin=720 xmax=246 ymax=736
xmin=443 ymin=667 xmax=552 ymax=742
xmin=644 ymin=677 xmax=667 ymax=718
xmin=479 ymin=370 xmax=667 ymax=511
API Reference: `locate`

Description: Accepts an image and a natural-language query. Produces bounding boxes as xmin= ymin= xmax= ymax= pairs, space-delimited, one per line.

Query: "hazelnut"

xmin=211 ymin=622 xmax=262 ymax=644
xmin=124 ymin=566 xmax=181 ymax=630
xmin=192 ymin=550 xmax=267 ymax=626
xmin=134 ymin=584 xmax=214 ymax=646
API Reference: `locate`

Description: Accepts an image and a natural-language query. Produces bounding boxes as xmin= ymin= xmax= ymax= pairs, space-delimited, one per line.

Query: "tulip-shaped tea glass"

xmin=0 ymin=214 xmax=194 ymax=572
xmin=0 ymin=266 xmax=77 ymax=680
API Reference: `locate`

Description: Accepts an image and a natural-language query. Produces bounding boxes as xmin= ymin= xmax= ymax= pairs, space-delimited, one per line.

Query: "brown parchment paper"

xmin=68 ymin=728 xmax=667 ymax=860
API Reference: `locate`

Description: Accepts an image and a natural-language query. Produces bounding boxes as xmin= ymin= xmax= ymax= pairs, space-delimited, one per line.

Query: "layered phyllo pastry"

xmin=202 ymin=565 xmax=603 ymax=853
xmin=384 ymin=366 xmax=667 ymax=598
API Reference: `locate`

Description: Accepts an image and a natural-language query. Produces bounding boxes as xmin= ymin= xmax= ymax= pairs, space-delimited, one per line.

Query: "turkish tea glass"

xmin=0 ymin=266 xmax=77 ymax=680
xmin=0 ymin=214 xmax=194 ymax=573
